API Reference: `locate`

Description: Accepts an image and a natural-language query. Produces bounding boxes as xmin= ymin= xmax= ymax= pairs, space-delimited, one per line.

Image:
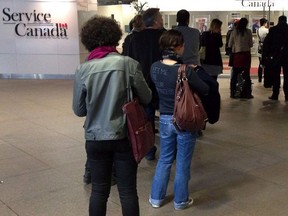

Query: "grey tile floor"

xmin=1 ymin=76 xmax=288 ymax=216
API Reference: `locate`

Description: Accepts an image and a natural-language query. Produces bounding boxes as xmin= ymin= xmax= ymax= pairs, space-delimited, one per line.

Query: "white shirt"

xmin=257 ymin=26 xmax=269 ymax=42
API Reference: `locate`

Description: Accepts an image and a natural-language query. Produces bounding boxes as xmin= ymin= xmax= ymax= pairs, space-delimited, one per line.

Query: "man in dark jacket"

xmin=262 ymin=15 xmax=288 ymax=101
xmin=122 ymin=8 xmax=165 ymax=160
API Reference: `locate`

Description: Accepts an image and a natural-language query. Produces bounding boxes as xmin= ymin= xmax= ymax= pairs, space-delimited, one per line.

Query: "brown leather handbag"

xmin=122 ymin=98 xmax=154 ymax=163
xmin=173 ymin=64 xmax=208 ymax=132
xmin=122 ymin=58 xmax=154 ymax=163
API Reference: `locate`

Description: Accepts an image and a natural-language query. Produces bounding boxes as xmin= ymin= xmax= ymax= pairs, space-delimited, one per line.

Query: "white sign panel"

xmin=0 ymin=0 xmax=79 ymax=76
xmin=139 ymin=0 xmax=287 ymax=12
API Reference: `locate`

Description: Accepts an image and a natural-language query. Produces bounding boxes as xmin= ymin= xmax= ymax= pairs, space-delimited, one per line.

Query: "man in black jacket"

xmin=263 ymin=15 xmax=288 ymax=101
xmin=123 ymin=8 xmax=165 ymax=160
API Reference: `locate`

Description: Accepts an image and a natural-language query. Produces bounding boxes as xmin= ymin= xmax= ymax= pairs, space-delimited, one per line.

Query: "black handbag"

xmin=235 ymin=73 xmax=245 ymax=98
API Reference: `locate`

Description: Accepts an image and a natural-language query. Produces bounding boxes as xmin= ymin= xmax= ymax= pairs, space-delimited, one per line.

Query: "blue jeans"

xmin=150 ymin=115 xmax=197 ymax=208
xmin=86 ymin=139 xmax=139 ymax=216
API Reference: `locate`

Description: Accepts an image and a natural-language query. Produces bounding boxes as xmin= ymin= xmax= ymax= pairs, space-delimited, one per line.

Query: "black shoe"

xmin=83 ymin=169 xmax=91 ymax=184
xmin=239 ymin=94 xmax=254 ymax=99
xmin=246 ymin=95 xmax=254 ymax=99
xmin=268 ymin=96 xmax=278 ymax=101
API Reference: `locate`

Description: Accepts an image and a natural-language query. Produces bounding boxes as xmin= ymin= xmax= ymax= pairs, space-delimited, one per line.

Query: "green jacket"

xmin=73 ymin=53 xmax=152 ymax=141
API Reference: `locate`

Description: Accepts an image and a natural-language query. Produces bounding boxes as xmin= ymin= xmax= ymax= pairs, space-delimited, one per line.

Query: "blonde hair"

xmin=209 ymin=18 xmax=222 ymax=33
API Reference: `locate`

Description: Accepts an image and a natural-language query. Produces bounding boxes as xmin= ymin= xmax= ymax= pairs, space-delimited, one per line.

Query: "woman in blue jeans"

xmin=149 ymin=29 xmax=209 ymax=210
xmin=73 ymin=16 xmax=152 ymax=216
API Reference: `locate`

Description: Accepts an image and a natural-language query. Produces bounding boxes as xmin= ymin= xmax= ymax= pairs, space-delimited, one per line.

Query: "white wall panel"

xmin=16 ymin=54 xmax=59 ymax=74
xmin=139 ymin=0 xmax=288 ymax=12
xmin=0 ymin=0 xmax=80 ymax=76
xmin=58 ymin=54 xmax=80 ymax=74
xmin=0 ymin=54 xmax=17 ymax=73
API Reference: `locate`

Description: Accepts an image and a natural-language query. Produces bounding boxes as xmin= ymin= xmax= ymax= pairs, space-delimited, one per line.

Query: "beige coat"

xmin=228 ymin=28 xmax=253 ymax=53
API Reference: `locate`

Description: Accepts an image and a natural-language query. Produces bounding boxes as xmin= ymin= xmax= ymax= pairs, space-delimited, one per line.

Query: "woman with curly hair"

xmin=73 ymin=16 xmax=152 ymax=216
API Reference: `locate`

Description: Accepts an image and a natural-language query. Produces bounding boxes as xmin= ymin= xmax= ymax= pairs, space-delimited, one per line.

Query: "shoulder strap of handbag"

xmin=256 ymin=29 xmax=260 ymax=40
xmin=124 ymin=56 xmax=133 ymax=102
xmin=178 ymin=64 xmax=187 ymax=80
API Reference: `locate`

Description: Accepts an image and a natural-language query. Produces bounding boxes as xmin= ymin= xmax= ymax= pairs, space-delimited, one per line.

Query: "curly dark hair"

xmin=80 ymin=16 xmax=123 ymax=52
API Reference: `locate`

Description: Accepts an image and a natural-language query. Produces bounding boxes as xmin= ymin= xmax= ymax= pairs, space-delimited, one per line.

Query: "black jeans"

xmin=86 ymin=139 xmax=139 ymax=216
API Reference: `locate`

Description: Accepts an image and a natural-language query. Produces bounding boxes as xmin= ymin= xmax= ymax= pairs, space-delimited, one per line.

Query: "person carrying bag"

xmin=149 ymin=29 xmax=209 ymax=210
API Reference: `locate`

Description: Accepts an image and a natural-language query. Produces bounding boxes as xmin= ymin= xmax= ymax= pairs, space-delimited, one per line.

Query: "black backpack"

xmin=195 ymin=66 xmax=221 ymax=124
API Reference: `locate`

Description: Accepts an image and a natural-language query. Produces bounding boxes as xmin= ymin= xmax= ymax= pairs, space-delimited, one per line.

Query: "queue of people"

xmin=72 ymin=8 xmax=288 ymax=215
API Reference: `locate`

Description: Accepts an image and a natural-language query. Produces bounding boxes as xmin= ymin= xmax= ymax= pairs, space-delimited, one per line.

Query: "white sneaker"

xmin=174 ymin=198 xmax=193 ymax=210
xmin=149 ymin=198 xmax=160 ymax=208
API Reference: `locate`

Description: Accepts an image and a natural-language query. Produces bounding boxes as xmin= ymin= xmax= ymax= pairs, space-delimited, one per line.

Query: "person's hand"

xmin=189 ymin=64 xmax=198 ymax=69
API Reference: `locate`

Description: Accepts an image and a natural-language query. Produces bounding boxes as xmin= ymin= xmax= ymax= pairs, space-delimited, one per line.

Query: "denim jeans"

xmin=150 ymin=115 xmax=197 ymax=209
xmin=86 ymin=139 xmax=139 ymax=216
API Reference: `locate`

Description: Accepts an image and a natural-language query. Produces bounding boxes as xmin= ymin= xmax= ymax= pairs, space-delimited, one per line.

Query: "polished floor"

xmin=1 ymin=73 xmax=288 ymax=216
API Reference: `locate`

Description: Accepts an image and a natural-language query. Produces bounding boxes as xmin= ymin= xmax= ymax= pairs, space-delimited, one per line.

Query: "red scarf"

xmin=87 ymin=46 xmax=118 ymax=60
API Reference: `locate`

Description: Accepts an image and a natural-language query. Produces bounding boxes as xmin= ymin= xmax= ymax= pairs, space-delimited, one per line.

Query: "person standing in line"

xmin=122 ymin=14 xmax=145 ymax=55
xmin=256 ymin=18 xmax=269 ymax=83
xmin=262 ymin=15 xmax=288 ymax=101
xmin=200 ymin=18 xmax=224 ymax=80
xmin=149 ymin=29 xmax=209 ymax=210
xmin=225 ymin=21 xmax=238 ymax=80
xmin=73 ymin=16 xmax=152 ymax=216
xmin=174 ymin=9 xmax=204 ymax=137
xmin=228 ymin=17 xmax=254 ymax=99
xmin=122 ymin=8 xmax=165 ymax=160
xmin=174 ymin=9 xmax=200 ymax=65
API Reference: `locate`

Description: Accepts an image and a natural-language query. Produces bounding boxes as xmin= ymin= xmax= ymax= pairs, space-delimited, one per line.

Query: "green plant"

xmin=131 ymin=1 xmax=148 ymax=14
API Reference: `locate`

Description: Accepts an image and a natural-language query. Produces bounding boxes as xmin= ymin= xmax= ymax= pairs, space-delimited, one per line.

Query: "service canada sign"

xmin=2 ymin=7 xmax=69 ymax=39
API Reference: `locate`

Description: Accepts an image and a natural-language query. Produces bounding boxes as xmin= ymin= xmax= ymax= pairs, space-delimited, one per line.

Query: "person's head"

xmin=131 ymin=14 xmax=144 ymax=32
xmin=159 ymin=29 xmax=184 ymax=55
xmin=236 ymin=17 xmax=248 ymax=32
xmin=260 ymin=18 xmax=267 ymax=27
xmin=278 ymin=15 xmax=287 ymax=24
xmin=80 ymin=16 xmax=122 ymax=52
xmin=142 ymin=8 xmax=163 ymax=29
xmin=176 ymin=9 xmax=190 ymax=25
xmin=209 ymin=18 xmax=222 ymax=33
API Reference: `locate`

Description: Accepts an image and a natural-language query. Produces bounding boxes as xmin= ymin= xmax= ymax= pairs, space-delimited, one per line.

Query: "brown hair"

xmin=209 ymin=18 xmax=223 ymax=33
xmin=131 ymin=15 xmax=144 ymax=31
xmin=159 ymin=29 xmax=184 ymax=51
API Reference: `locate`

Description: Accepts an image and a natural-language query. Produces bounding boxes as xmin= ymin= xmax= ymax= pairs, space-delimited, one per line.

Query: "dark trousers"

xmin=269 ymin=63 xmax=288 ymax=99
xmin=86 ymin=139 xmax=139 ymax=216
xmin=144 ymin=103 xmax=156 ymax=133
xmin=144 ymin=103 xmax=157 ymax=159
xmin=258 ymin=57 xmax=263 ymax=82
